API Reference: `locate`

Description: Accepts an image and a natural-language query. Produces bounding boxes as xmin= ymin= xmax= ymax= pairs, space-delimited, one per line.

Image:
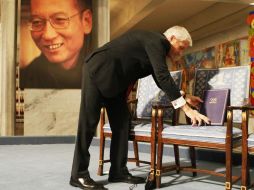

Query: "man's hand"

xmin=181 ymin=103 xmax=210 ymax=126
xmin=185 ymin=95 xmax=203 ymax=109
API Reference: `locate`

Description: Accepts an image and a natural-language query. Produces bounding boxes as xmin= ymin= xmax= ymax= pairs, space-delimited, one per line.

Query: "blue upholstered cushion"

xmin=248 ymin=134 xmax=254 ymax=147
xmin=162 ymin=124 xmax=242 ymax=144
xmin=103 ymin=123 xmax=153 ymax=137
xmin=131 ymin=123 xmax=152 ymax=136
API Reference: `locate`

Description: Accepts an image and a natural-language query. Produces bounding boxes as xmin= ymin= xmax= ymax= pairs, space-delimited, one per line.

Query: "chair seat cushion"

xmin=248 ymin=134 xmax=254 ymax=147
xmin=103 ymin=123 xmax=152 ymax=136
xmin=162 ymin=124 xmax=242 ymax=144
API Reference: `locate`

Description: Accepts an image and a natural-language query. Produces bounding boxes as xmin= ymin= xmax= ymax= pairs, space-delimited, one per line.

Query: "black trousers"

xmin=71 ymin=64 xmax=131 ymax=178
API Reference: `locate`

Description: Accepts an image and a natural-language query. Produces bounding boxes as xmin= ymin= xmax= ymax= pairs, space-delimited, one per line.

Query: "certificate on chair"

xmin=200 ymin=89 xmax=230 ymax=125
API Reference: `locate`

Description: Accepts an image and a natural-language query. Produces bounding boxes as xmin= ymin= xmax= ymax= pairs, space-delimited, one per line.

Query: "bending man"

xmin=70 ymin=26 xmax=210 ymax=190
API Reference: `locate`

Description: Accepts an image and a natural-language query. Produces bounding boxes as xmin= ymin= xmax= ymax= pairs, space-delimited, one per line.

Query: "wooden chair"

xmin=239 ymin=105 xmax=254 ymax=190
xmin=97 ymin=70 xmax=183 ymax=179
xmin=155 ymin=66 xmax=250 ymax=189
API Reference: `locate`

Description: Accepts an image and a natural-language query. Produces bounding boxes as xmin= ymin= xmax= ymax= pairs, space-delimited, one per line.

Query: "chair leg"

xmin=173 ymin=145 xmax=180 ymax=174
xmin=189 ymin=146 xmax=197 ymax=177
xmin=225 ymin=143 xmax=232 ymax=190
xmin=241 ymin=155 xmax=248 ymax=189
xmin=133 ymin=140 xmax=140 ymax=166
xmin=97 ymin=135 xmax=105 ymax=176
xmin=156 ymin=142 xmax=163 ymax=188
xmin=241 ymin=142 xmax=249 ymax=189
xmin=241 ymin=109 xmax=250 ymax=189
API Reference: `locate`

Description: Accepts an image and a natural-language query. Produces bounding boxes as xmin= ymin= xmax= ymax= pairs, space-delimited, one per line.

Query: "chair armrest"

xmin=100 ymin=107 xmax=106 ymax=119
xmin=151 ymin=102 xmax=180 ymax=125
xmin=226 ymin=105 xmax=254 ymax=139
xmin=151 ymin=102 xmax=174 ymax=109
xmin=127 ymin=99 xmax=138 ymax=119
xmin=227 ymin=105 xmax=254 ymax=111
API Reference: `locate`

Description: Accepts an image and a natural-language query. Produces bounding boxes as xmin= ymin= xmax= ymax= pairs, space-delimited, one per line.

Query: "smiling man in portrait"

xmin=20 ymin=0 xmax=92 ymax=89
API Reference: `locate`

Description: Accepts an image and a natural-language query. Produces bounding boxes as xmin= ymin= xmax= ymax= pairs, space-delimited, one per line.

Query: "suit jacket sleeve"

xmin=145 ymin=39 xmax=182 ymax=101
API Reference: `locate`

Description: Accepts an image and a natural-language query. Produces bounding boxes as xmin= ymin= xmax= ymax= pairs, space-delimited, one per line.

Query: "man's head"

xmin=164 ymin=26 xmax=192 ymax=61
xmin=29 ymin=0 xmax=92 ymax=69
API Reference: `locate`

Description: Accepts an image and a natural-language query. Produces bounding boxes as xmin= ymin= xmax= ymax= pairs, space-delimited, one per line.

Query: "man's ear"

xmin=81 ymin=9 xmax=92 ymax=34
xmin=167 ymin=35 xmax=176 ymax=45
xmin=170 ymin=35 xmax=176 ymax=42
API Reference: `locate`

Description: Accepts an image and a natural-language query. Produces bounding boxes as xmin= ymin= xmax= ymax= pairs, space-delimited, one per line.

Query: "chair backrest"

xmin=136 ymin=70 xmax=183 ymax=119
xmin=193 ymin=65 xmax=250 ymax=123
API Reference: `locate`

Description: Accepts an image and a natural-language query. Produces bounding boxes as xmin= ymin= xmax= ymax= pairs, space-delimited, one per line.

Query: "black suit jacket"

xmin=85 ymin=30 xmax=181 ymax=101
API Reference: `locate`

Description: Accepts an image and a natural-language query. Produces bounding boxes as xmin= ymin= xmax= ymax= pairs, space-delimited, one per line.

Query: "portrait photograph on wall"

xmin=19 ymin=0 xmax=93 ymax=89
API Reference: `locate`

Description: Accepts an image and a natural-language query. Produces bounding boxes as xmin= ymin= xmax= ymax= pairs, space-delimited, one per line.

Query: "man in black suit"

xmin=70 ymin=26 xmax=210 ymax=190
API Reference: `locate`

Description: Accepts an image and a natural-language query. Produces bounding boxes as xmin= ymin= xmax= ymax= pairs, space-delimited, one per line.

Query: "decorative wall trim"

xmin=0 ymin=136 xmax=76 ymax=145
xmin=0 ymin=0 xmax=16 ymax=136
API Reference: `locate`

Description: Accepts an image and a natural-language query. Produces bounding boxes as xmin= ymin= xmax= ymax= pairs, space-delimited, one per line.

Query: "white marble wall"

xmin=24 ymin=89 xmax=80 ymax=136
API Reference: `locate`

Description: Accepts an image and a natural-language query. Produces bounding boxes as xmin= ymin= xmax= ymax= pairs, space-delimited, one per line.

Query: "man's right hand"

xmin=181 ymin=103 xmax=210 ymax=126
xmin=185 ymin=95 xmax=203 ymax=109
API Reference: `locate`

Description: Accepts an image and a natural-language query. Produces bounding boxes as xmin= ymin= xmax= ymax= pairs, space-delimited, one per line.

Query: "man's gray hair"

xmin=163 ymin=26 xmax=192 ymax=46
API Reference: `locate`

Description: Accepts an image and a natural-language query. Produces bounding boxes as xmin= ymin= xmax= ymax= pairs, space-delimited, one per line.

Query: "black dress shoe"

xmin=108 ymin=172 xmax=145 ymax=184
xmin=70 ymin=176 xmax=107 ymax=190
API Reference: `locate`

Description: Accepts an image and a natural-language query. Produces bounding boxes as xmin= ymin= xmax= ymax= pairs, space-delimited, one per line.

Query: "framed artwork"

xmin=184 ymin=47 xmax=215 ymax=88
xmin=185 ymin=47 xmax=215 ymax=69
xmin=222 ymin=40 xmax=240 ymax=67
xmin=239 ymin=38 xmax=250 ymax=66
xmin=19 ymin=0 xmax=93 ymax=89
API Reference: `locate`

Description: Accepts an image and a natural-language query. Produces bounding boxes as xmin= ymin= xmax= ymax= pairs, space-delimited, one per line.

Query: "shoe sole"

xmin=70 ymin=180 xmax=83 ymax=188
xmin=70 ymin=180 xmax=106 ymax=190
xmin=108 ymin=178 xmax=145 ymax=184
